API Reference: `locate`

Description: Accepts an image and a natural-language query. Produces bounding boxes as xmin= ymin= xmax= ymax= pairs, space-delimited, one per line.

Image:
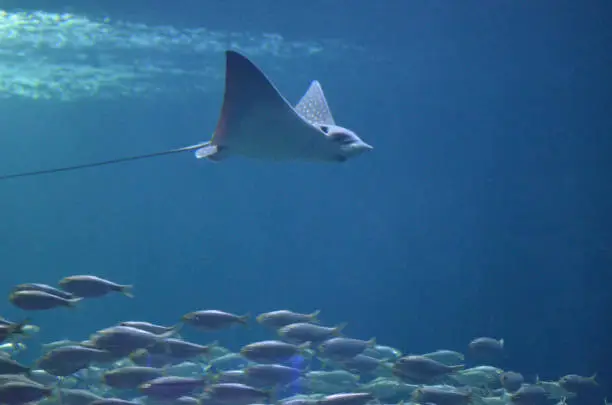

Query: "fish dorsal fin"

xmin=295 ymin=80 xmax=336 ymax=126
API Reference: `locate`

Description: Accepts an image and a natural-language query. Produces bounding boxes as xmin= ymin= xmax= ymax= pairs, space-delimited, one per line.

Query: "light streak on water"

xmin=0 ymin=9 xmax=352 ymax=101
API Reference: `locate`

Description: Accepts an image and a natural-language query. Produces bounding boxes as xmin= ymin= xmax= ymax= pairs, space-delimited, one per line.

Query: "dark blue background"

xmin=1 ymin=1 xmax=610 ymax=399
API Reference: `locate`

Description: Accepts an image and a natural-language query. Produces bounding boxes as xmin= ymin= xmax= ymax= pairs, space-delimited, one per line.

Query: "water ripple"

xmin=0 ymin=10 xmax=353 ymax=101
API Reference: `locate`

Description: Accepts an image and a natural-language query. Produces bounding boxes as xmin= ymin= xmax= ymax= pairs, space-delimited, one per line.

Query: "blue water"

xmin=1 ymin=0 xmax=610 ymax=401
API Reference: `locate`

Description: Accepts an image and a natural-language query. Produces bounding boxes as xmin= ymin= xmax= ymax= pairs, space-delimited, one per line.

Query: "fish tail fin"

xmin=459 ymin=386 xmax=476 ymax=403
xmin=308 ymin=310 xmax=321 ymax=323
xmin=54 ymin=376 xmax=65 ymax=405
xmin=22 ymin=323 xmax=40 ymax=337
xmin=450 ymin=364 xmax=465 ymax=373
xmin=13 ymin=341 xmax=28 ymax=355
xmin=10 ymin=319 xmax=31 ymax=335
xmin=380 ymin=360 xmax=394 ymax=370
xmin=160 ymin=363 xmax=171 ymax=376
xmin=202 ymin=340 xmax=219 ymax=360
xmin=298 ymin=341 xmax=312 ymax=356
xmin=23 ymin=366 xmax=33 ymax=377
xmin=66 ymin=298 xmax=82 ymax=308
xmin=264 ymin=387 xmax=277 ymax=405
xmin=118 ymin=285 xmax=134 ymax=298
xmin=239 ymin=313 xmax=250 ymax=327
xmin=333 ymin=322 xmax=348 ymax=336
xmin=159 ymin=328 xmax=180 ymax=340
xmin=171 ymin=323 xmax=184 ymax=334
xmin=203 ymin=364 xmax=219 ymax=381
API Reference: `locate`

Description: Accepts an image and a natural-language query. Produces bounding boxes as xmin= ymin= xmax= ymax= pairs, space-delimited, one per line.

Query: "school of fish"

xmin=0 ymin=275 xmax=602 ymax=405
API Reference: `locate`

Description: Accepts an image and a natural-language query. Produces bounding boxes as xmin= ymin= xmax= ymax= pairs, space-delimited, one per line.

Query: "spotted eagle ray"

xmin=0 ymin=51 xmax=372 ymax=181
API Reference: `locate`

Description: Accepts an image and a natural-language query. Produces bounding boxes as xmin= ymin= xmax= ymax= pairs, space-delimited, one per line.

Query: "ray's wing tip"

xmin=225 ymin=50 xmax=259 ymax=77
xmin=226 ymin=50 xmax=249 ymax=64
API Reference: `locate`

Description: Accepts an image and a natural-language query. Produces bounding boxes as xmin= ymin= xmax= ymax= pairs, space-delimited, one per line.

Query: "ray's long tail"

xmin=0 ymin=142 xmax=209 ymax=181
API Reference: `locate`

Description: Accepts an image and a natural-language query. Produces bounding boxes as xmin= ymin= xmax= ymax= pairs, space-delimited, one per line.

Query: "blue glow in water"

xmin=286 ymin=355 xmax=306 ymax=396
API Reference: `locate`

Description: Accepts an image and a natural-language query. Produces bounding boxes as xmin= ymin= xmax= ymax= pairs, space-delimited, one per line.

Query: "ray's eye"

xmin=319 ymin=125 xmax=329 ymax=133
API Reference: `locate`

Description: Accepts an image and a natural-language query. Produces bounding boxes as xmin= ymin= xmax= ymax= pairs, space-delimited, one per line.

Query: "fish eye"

xmin=319 ymin=125 xmax=330 ymax=133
